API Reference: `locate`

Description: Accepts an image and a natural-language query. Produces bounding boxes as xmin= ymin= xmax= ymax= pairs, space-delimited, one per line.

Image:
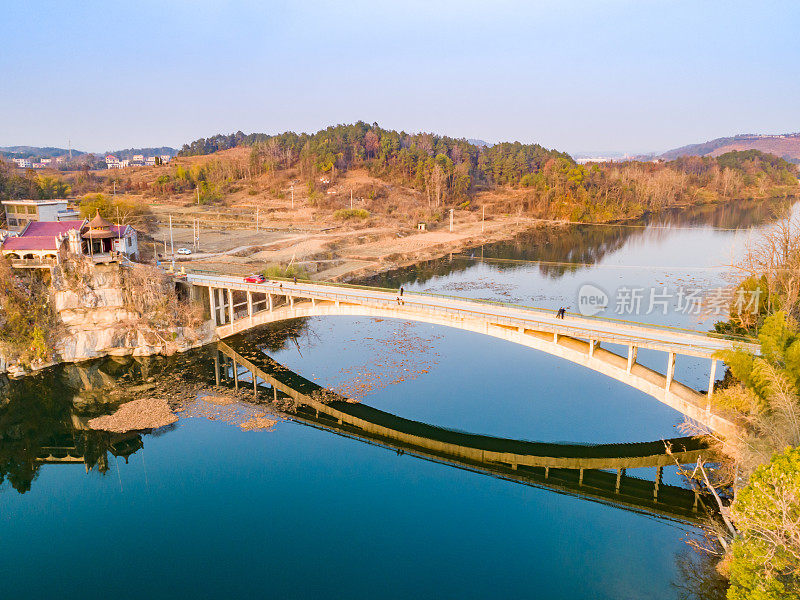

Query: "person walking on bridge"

xmin=399 ymin=286 xmax=404 ymax=297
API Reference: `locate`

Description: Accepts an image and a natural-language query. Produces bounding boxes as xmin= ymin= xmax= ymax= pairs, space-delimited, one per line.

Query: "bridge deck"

xmin=187 ymin=273 xmax=757 ymax=359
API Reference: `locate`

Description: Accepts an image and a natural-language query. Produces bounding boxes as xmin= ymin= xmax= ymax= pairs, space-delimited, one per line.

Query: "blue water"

xmin=1 ymin=199 xmax=794 ymax=599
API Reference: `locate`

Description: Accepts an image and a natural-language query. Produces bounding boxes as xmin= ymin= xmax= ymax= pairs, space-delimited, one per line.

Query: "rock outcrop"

xmin=1 ymin=260 xmax=214 ymax=377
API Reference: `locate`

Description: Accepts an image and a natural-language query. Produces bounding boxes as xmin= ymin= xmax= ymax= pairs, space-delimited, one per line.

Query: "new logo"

xmin=577 ymin=284 xmax=609 ymax=317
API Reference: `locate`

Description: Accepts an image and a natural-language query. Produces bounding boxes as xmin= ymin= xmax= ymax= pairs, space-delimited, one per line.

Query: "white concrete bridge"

xmin=185 ymin=273 xmax=759 ymax=438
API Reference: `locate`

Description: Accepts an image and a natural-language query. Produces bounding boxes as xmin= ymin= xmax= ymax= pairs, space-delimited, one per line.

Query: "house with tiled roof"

xmin=1 ymin=212 xmax=139 ymax=268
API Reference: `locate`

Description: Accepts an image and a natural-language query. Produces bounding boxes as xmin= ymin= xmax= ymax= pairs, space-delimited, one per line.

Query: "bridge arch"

xmin=187 ymin=276 xmax=748 ymax=438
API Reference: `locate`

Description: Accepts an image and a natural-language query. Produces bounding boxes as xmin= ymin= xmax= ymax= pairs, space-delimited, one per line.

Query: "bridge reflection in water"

xmin=216 ymin=340 xmax=716 ymax=526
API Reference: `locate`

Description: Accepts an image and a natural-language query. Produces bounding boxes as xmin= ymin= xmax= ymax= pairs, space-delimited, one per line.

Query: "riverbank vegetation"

xmin=699 ymin=217 xmax=800 ymax=598
xmin=0 ymin=257 xmax=58 ymax=366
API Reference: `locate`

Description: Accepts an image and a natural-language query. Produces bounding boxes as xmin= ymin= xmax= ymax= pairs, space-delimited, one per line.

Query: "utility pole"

xmin=350 ymin=189 xmax=353 ymax=210
xmin=449 ymin=208 xmax=454 ymax=233
xmin=113 ymin=181 xmax=116 ymax=197
xmin=290 ymin=184 xmax=294 ymax=210
xmin=256 ymin=208 xmax=259 ymax=232
xmin=169 ymin=214 xmax=174 ymax=257
xmin=68 ymin=139 xmax=72 ymax=160
xmin=197 ymin=185 xmax=200 ymax=205
xmin=482 ymin=205 xmax=485 ymax=233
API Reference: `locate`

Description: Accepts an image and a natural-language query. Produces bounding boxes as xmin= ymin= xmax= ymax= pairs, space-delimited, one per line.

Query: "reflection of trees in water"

xmin=672 ymin=546 xmax=728 ymax=600
xmin=0 ymin=368 xmax=144 ymax=494
xmin=0 ymin=319 xmax=313 ymax=494
xmin=364 ymin=198 xmax=796 ymax=288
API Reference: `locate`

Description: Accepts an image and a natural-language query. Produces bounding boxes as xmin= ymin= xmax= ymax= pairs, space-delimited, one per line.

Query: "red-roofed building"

xmin=1 ymin=214 xmax=139 ymax=268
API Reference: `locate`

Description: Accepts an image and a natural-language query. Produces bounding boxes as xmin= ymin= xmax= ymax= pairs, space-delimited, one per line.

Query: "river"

xmin=1 ymin=198 xmax=796 ymax=599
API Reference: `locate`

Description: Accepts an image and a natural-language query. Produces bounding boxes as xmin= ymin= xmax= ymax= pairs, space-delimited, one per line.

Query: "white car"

xmin=177 ymin=248 xmax=192 ymax=255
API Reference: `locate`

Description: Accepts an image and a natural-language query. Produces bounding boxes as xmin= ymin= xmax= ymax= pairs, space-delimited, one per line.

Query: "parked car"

xmin=177 ymin=247 xmax=192 ymax=255
xmin=244 ymin=274 xmax=266 ymax=283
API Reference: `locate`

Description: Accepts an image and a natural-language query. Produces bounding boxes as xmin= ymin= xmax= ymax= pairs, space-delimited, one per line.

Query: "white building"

xmin=145 ymin=156 xmax=156 ymax=166
xmin=1 ymin=199 xmax=70 ymax=231
xmin=160 ymin=154 xmax=171 ymax=163
xmin=12 ymin=158 xmax=32 ymax=168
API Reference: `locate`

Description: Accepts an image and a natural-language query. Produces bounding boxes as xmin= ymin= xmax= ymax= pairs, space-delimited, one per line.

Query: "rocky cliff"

xmin=2 ymin=260 xmax=214 ymax=377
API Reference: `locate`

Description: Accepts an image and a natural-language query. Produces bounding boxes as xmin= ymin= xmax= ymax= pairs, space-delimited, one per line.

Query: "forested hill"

xmin=660 ymin=132 xmax=800 ymax=162
xmin=178 ymin=122 xmax=572 ymax=194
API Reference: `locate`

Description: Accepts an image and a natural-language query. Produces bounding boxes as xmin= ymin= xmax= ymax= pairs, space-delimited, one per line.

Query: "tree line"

xmin=177 ymin=123 xmax=798 ymax=219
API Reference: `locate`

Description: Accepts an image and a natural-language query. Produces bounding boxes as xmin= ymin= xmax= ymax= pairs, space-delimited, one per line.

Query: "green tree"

xmin=727 ymin=446 xmax=800 ymax=600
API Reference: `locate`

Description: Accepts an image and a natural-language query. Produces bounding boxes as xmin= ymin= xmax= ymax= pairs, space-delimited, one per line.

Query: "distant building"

xmin=1 ymin=199 xmax=70 ymax=231
xmin=145 ymin=156 xmax=156 ymax=166
xmin=31 ymin=162 xmax=45 ymax=169
xmin=12 ymin=158 xmax=32 ymax=168
xmin=40 ymin=158 xmax=52 ymax=165
xmin=132 ymin=154 xmax=144 ymax=163
xmin=160 ymin=154 xmax=171 ymax=163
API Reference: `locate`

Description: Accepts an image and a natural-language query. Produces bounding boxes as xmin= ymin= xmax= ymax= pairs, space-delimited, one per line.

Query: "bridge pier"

xmin=209 ymin=287 xmax=217 ymax=326
xmin=654 ymin=465 xmax=663 ymax=501
xmin=588 ymin=339 xmax=598 ymax=358
xmin=615 ymin=468 xmax=625 ymax=493
xmin=268 ymin=293 xmax=274 ymax=312
xmin=665 ymin=351 xmax=675 ymax=392
xmin=247 ymin=291 xmax=253 ymax=325
xmin=227 ymin=289 xmax=234 ymax=325
xmin=627 ymin=345 xmax=637 ymax=373
xmin=707 ymin=358 xmax=717 ymax=410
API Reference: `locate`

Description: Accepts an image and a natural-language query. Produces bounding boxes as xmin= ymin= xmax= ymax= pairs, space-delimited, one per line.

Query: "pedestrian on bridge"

xmin=399 ymin=286 xmax=404 ymax=297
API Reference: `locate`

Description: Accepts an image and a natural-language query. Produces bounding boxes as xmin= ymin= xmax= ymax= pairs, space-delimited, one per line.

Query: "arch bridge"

xmin=186 ymin=273 xmax=758 ymax=438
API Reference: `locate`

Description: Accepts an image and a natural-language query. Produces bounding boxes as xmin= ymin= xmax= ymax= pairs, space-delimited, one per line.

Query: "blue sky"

xmin=1 ymin=0 xmax=798 ymax=154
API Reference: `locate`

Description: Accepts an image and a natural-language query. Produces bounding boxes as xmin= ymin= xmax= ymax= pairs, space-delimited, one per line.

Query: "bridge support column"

xmin=707 ymin=358 xmax=717 ymax=410
xmin=544 ymin=466 xmax=550 ymax=479
xmin=665 ymin=351 xmax=675 ymax=392
xmin=553 ymin=332 xmax=558 ymax=344
xmin=214 ymin=352 xmax=220 ymax=386
xmin=615 ymin=468 xmax=625 ymax=493
xmin=588 ymin=340 xmax=597 ymax=358
xmin=311 ymin=297 xmax=316 ymax=307
xmin=627 ymin=345 xmax=637 ymax=373
xmin=247 ymin=291 xmax=253 ymax=325
xmin=227 ymin=288 xmax=234 ymax=325
xmin=654 ymin=466 xmax=663 ymax=501
xmin=579 ymin=468 xmax=584 ymax=486
xmin=209 ymin=287 xmax=217 ymax=326
xmin=289 ymin=295 xmax=294 ymax=308
xmin=268 ymin=293 xmax=273 ymax=312
xmin=233 ymin=358 xmax=238 ymax=391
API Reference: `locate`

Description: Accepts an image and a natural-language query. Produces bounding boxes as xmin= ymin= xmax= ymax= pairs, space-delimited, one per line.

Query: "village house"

xmin=1 ymin=212 xmax=139 ymax=268
xmin=12 ymin=158 xmax=32 ymax=168
xmin=1 ymin=199 xmax=76 ymax=231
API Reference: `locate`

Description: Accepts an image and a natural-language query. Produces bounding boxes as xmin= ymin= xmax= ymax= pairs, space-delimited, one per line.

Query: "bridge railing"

xmin=185 ymin=270 xmax=758 ymax=351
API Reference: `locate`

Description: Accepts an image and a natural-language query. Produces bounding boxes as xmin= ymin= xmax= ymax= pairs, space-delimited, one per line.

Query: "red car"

xmin=244 ymin=274 xmax=266 ymax=283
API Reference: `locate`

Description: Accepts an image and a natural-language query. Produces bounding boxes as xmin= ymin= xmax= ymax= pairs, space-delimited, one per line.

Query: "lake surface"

xmin=1 ymin=198 xmax=795 ymax=599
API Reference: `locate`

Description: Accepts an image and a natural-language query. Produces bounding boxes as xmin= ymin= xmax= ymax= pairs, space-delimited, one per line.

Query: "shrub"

xmin=333 ymin=208 xmax=369 ymax=220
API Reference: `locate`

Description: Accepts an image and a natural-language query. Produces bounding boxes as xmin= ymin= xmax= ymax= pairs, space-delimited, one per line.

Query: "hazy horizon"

xmin=2 ymin=1 xmax=798 ymax=155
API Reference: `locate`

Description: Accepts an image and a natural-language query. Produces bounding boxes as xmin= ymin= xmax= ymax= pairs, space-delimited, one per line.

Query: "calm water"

xmin=1 ymin=199 xmax=796 ymax=599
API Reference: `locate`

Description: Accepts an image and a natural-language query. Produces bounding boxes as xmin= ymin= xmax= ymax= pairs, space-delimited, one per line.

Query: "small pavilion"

xmin=82 ymin=211 xmax=116 ymax=256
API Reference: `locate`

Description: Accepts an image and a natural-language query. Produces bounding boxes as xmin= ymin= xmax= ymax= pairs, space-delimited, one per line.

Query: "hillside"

xmin=661 ymin=133 xmax=800 ymax=163
xmin=0 ymin=146 xmax=86 ymax=159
